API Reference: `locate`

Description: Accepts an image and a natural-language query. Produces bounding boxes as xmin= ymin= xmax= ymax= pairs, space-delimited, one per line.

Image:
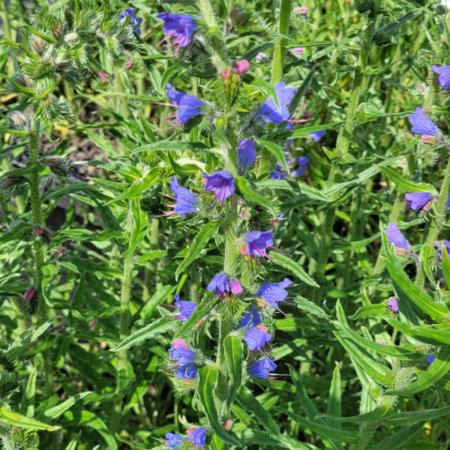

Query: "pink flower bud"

xmin=98 ymin=71 xmax=108 ymax=82
xmin=222 ymin=68 xmax=232 ymax=79
xmin=421 ymin=135 xmax=436 ymax=144
xmin=224 ymin=419 xmax=233 ymax=431
xmin=293 ymin=6 xmax=308 ymax=14
xmin=172 ymin=338 xmax=189 ymax=349
xmin=291 ymin=47 xmax=305 ymax=57
xmin=23 ymin=287 xmax=36 ymax=302
xmin=256 ymin=325 xmax=268 ymax=332
xmin=230 ymin=279 xmax=243 ymax=295
xmin=125 ymin=61 xmax=133 ymax=69
xmin=34 ymin=227 xmax=44 ymax=236
xmin=234 ymin=59 xmax=250 ymax=76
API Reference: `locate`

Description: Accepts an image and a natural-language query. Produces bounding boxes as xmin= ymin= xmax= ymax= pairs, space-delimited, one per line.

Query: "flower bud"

xmin=24 ymin=287 xmax=37 ymax=302
xmin=230 ymin=279 xmax=243 ymax=295
xmin=234 ymin=59 xmax=249 ymax=76
xmin=293 ymin=6 xmax=308 ymax=14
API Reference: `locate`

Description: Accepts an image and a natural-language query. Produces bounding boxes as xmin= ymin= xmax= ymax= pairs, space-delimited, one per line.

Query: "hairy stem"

xmin=271 ymin=0 xmax=293 ymax=84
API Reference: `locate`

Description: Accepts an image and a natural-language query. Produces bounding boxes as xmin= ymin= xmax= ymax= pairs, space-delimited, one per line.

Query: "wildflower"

xmin=120 ymin=8 xmax=143 ymax=36
xmin=385 ymin=224 xmax=410 ymax=250
xmin=240 ymin=305 xmax=261 ymax=328
xmin=244 ymin=325 xmax=273 ymax=351
xmin=426 ymin=353 xmax=435 ymax=365
xmin=234 ymin=59 xmax=250 ymax=76
xmin=238 ymin=139 xmax=257 ymax=172
xmin=311 ymin=130 xmax=326 ymax=142
xmin=230 ymin=279 xmax=243 ymax=295
xmin=254 ymin=52 xmax=269 ymax=63
xmin=404 ymin=192 xmax=434 ymax=212
xmin=256 ymin=278 xmax=292 ymax=308
xmin=169 ymin=339 xmax=196 ymax=366
xmin=387 ymin=297 xmax=399 ymax=313
xmin=203 ymin=171 xmax=235 ymax=202
xmin=174 ymin=294 xmax=197 ymax=321
xmin=125 ymin=61 xmax=133 ymax=70
xmin=245 ymin=230 xmax=273 ymax=257
xmin=248 ymin=357 xmax=277 ymax=379
xmin=291 ymin=47 xmax=305 ymax=57
xmin=98 ymin=72 xmax=108 ymax=83
xmin=292 ymin=156 xmax=309 ymax=177
xmin=187 ymin=427 xmax=207 ymax=448
xmin=175 ymin=363 xmax=198 ymax=379
xmin=437 ymin=241 xmax=450 ymax=260
xmin=23 ymin=286 xmax=36 ymax=302
xmin=166 ymin=84 xmax=205 ymax=124
xmin=165 ymin=432 xmax=184 ymax=450
xmin=293 ymin=6 xmax=308 ymax=14
xmin=156 ymin=13 xmax=197 ymax=48
xmin=271 ymin=164 xmax=287 ymax=179
xmin=169 ymin=176 xmax=200 ymax=216
xmin=432 ymin=65 xmax=450 ymax=89
xmin=408 ymin=108 xmax=438 ymax=136
xmin=207 ymin=273 xmax=231 ymax=297
xmin=256 ymin=82 xmax=297 ymax=125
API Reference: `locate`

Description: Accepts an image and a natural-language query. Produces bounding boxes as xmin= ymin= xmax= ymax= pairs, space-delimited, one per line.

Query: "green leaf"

xmin=236 ymin=177 xmax=275 ymax=213
xmin=387 ymin=319 xmax=450 ymax=345
xmin=197 ymin=367 xmax=242 ymax=447
xmin=293 ymin=296 xmax=329 ymax=319
xmin=270 ymin=252 xmax=319 ymax=287
xmin=441 ymin=245 xmax=450 ymax=289
xmin=123 ymin=199 xmax=148 ymax=257
xmin=0 ymin=404 xmax=60 ymax=431
xmin=327 ymin=363 xmax=342 ymax=426
xmin=223 ymin=336 xmax=243 ymax=410
xmin=0 ymin=222 xmax=32 ymax=243
xmin=383 ymin=238 xmax=449 ymax=322
xmin=369 ymin=424 xmax=422 ymax=450
xmin=290 ymin=122 xmax=340 ymax=138
xmin=39 ymin=392 xmax=92 ymax=420
xmin=134 ymin=140 xmax=208 ymax=153
xmin=112 ymin=317 xmax=177 ymax=352
xmin=385 ymin=345 xmax=450 ymax=396
xmin=383 ymin=405 xmax=450 ymax=425
xmin=381 ymin=166 xmax=436 ymax=194
xmin=256 ymin=139 xmax=288 ymax=169
xmin=175 ymin=221 xmax=219 ymax=280
xmin=20 ymin=367 xmax=37 ymax=417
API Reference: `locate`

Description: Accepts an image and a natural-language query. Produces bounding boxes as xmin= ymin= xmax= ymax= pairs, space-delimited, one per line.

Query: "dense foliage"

xmin=1 ymin=0 xmax=450 ymax=449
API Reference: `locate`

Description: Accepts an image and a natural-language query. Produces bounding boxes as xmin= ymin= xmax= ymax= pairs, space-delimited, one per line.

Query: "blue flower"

xmin=292 ymin=156 xmax=309 ymax=177
xmin=385 ymin=224 xmax=410 ymax=250
xmin=404 ymin=192 xmax=433 ymax=212
xmin=387 ymin=297 xmax=399 ymax=313
xmin=174 ymin=294 xmax=197 ymax=321
xmin=256 ymin=278 xmax=292 ymax=308
xmin=156 ymin=13 xmax=197 ymax=48
xmin=207 ymin=273 xmax=231 ymax=297
xmin=271 ymin=163 xmax=287 ymax=179
xmin=165 ymin=432 xmax=184 ymax=450
xmin=120 ymin=8 xmax=143 ymax=36
xmin=169 ymin=177 xmax=200 ymax=216
xmin=245 ymin=230 xmax=273 ymax=258
xmin=310 ymin=130 xmax=325 ymax=142
xmin=169 ymin=339 xmax=196 ymax=365
xmin=408 ymin=108 xmax=438 ymax=136
xmin=256 ymin=82 xmax=297 ymax=125
xmin=240 ymin=305 xmax=261 ymax=328
xmin=432 ymin=65 xmax=450 ymax=89
xmin=166 ymin=84 xmax=205 ymax=124
xmin=244 ymin=326 xmax=273 ymax=351
xmin=204 ymin=171 xmax=235 ymax=202
xmin=426 ymin=353 xmax=435 ymax=365
xmin=248 ymin=357 xmax=277 ymax=379
xmin=238 ymin=139 xmax=257 ymax=172
xmin=175 ymin=363 xmax=198 ymax=379
xmin=187 ymin=427 xmax=207 ymax=448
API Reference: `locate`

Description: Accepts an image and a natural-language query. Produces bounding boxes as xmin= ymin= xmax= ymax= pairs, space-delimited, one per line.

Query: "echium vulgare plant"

xmin=2 ymin=0 xmax=450 ymax=449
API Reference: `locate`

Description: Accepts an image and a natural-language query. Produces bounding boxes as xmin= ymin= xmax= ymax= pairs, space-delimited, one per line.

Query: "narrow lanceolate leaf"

xmin=197 ymin=367 xmax=242 ymax=447
xmin=175 ymin=221 xmax=219 ymax=280
xmin=270 ymin=252 xmax=319 ymax=287
xmin=236 ymin=177 xmax=275 ymax=213
xmin=39 ymin=392 xmax=93 ymax=420
xmin=223 ymin=336 xmax=243 ymax=410
xmin=381 ymin=166 xmax=437 ymax=194
xmin=369 ymin=424 xmax=422 ymax=450
xmin=0 ymin=404 xmax=60 ymax=431
xmin=385 ymin=346 xmax=450 ymax=396
xmin=387 ymin=319 xmax=450 ymax=345
xmin=383 ymin=405 xmax=450 ymax=425
xmin=383 ymin=240 xmax=449 ymax=322
xmin=112 ymin=317 xmax=177 ymax=351
xmin=20 ymin=367 xmax=37 ymax=417
xmin=256 ymin=139 xmax=288 ymax=169
xmin=327 ymin=363 xmax=342 ymax=427
xmin=441 ymin=245 xmax=450 ymax=289
xmin=293 ymin=296 xmax=329 ymax=319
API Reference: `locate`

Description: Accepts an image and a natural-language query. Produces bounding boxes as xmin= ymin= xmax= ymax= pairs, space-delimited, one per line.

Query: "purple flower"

xmin=175 ymin=363 xmax=198 ymax=379
xmin=156 ymin=13 xmax=197 ymax=48
xmin=238 ymin=139 xmax=257 ymax=172
xmin=244 ymin=326 xmax=273 ymax=351
xmin=408 ymin=108 xmax=438 ymax=136
xmin=248 ymin=357 xmax=277 ymax=379
xmin=169 ymin=339 xmax=196 ymax=365
xmin=240 ymin=305 xmax=261 ymax=328
xmin=310 ymin=130 xmax=325 ymax=142
xmin=256 ymin=82 xmax=297 ymax=125
xmin=385 ymin=224 xmax=410 ymax=250
xmin=120 ymin=8 xmax=143 ymax=36
xmin=207 ymin=273 xmax=231 ymax=297
xmin=230 ymin=279 xmax=243 ymax=295
xmin=404 ymin=192 xmax=434 ymax=212
xmin=426 ymin=353 xmax=435 ymax=365
xmin=387 ymin=297 xmax=399 ymax=313
xmin=165 ymin=432 xmax=184 ymax=450
xmin=203 ymin=171 xmax=235 ymax=202
xmin=187 ymin=427 xmax=207 ymax=448
xmin=432 ymin=65 xmax=450 ymax=89
xmin=169 ymin=177 xmax=200 ymax=216
xmin=437 ymin=241 xmax=450 ymax=260
xmin=245 ymin=230 xmax=273 ymax=258
xmin=256 ymin=278 xmax=292 ymax=308
xmin=174 ymin=294 xmax=197 ymax=321
xmin=271 ymin=167 xmax=286 ymax=179
xmin=292 ymin=156 xmax=309 ymax=177
xmin=166 ymin=84 xmax=205 ymax=124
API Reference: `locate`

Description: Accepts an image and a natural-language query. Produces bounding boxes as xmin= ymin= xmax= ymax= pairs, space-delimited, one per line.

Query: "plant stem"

xmin=271 ymin=0 xmax=293 ymax=84
xmin=29 ymin=118 xmax=47 ymax=321
xmin=415 ymin=154 xmax=450 ymax=289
